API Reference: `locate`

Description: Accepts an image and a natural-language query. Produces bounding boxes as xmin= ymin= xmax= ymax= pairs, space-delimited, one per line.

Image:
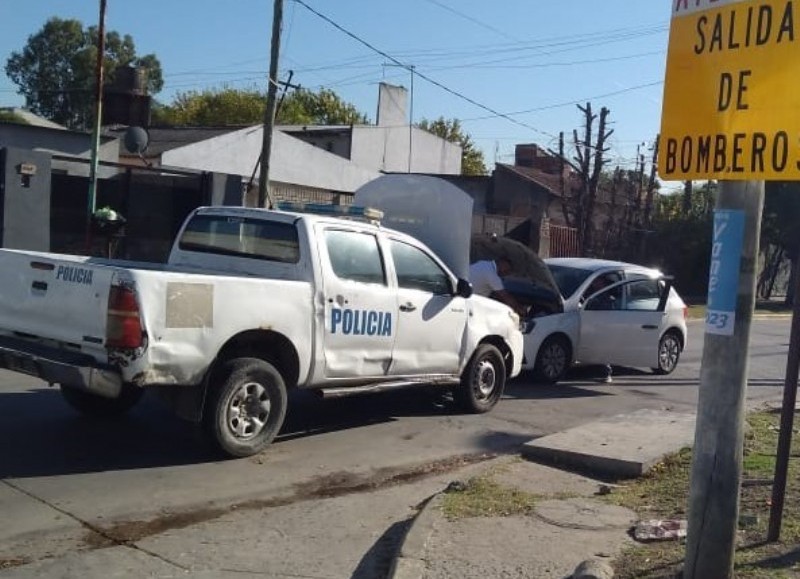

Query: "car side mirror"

xmin=455 ymin=278 xmax=473 ymax=298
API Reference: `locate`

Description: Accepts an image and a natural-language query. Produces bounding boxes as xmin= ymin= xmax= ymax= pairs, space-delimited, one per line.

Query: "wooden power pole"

xmin=258 ymin=0 xmax=283 ymax=208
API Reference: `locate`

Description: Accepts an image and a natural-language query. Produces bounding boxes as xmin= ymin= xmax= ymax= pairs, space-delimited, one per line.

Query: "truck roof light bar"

xmin=276 ymin=202 xmax=384 ymax=223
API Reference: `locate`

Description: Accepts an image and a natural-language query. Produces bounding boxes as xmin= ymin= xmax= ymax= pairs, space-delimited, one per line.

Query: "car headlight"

xmin=508 ymin=309 xmax=520 ymax=327
xmin=522 ymin=319 xmax=536 ymax=334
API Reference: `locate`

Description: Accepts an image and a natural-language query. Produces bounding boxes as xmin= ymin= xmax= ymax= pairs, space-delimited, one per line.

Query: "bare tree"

xmin=550 ymin=103 xmax=613 ymax=255
xmin=642 ymin=135 xmax=660 ymax=228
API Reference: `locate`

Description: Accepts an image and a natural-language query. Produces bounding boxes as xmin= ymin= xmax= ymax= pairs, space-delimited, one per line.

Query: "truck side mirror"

xmin=456 ymin=278 xmax=473 ymax=298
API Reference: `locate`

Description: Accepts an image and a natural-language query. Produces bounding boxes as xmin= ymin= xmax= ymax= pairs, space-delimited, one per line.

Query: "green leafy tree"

xmin=417 ymin=117 xmax=487 ymax=176
xmin=762 ymin=182 xmax=800 ymax=304
xmin=5 ymin=17 xmax=163 ymax=129
xmin=278 ymin=88 xmax=369 ymax=125
xmin=152 ymin=88 xmax=266 ymax=126
xmin=640 ymin=182 xmax=716 ymax=297
xmin=153 ymin=87 xmax=369 ymax=127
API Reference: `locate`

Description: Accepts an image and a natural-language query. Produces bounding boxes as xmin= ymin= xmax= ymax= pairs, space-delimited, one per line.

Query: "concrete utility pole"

xmin=85 ymin=0 xmax=107 ymax=253
xmin=684 ymin=180 xmax=764 ymax=579
xmin=258 ymin=0 xmax=283 ymax=209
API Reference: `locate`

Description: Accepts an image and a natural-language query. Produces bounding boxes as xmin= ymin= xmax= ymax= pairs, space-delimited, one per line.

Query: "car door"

xmin=577 ymin=278 xmax=670 ymax=369
xmin=386 ymin=237 xmax=467 ymax=376
xmin=318 ymin=227 xmax=398 ymax=378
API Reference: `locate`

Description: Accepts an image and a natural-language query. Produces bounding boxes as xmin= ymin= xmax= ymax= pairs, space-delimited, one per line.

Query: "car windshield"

xmin=546 ymin=264 xmax=594 ymax=299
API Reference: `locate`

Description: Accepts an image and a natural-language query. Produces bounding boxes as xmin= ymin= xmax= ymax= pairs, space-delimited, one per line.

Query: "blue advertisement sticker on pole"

xmin=705 ymin=209 xmax=745 ymax=336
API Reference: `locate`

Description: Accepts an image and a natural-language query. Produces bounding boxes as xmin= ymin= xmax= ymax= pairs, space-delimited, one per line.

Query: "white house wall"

xmin=350 ymin=126 xmax=461 ymax=174
xmin=0 ymin=124 xmax=119 ymax=177
xmin=161 ymin=126 xmax=380 ymax=193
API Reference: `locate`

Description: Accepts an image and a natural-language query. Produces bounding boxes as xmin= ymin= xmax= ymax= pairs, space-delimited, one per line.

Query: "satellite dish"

xmin=123 ymin=126 xmax=149 ymax=155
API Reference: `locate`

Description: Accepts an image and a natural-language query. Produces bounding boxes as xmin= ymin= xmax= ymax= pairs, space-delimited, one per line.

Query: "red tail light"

xmin=107 ymin=286 xmax=143 ymax=349
xmin=683 ymin=306 xmax=688 ymax=320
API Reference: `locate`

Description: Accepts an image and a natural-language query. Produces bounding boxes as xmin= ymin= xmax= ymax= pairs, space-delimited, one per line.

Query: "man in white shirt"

xmin=469 ymin=257 xmax=524 ymax=315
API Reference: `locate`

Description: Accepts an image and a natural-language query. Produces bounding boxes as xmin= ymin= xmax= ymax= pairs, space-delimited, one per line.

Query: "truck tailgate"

xmin=0 ymin=250 xmax=117 ymax=352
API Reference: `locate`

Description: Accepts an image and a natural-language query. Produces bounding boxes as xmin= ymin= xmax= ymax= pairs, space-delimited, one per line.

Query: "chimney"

xmin=103 ymin=65 xmax=152 ymax=126
xmin=515 ymin=143 xmax=560 ymax=174
xmin=376 ymin=83 xmax=408 ymax=127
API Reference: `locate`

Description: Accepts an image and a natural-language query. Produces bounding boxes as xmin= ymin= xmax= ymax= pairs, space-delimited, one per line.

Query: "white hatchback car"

xmin=515 ymin=258 xmax=688 ymax=383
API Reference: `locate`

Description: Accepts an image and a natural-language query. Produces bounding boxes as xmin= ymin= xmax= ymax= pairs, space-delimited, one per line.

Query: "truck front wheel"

xmin=203 ymin=357 xmax=288 ymax=458
xmin=455 ymin=344 xmax=506 ymax=413
xmin=60 ymin=384 xmax=144 ymax=417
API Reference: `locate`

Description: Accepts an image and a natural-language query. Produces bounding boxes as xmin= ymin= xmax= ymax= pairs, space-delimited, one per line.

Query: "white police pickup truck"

xmin=0 ymin=205 xmax=523 ymax=457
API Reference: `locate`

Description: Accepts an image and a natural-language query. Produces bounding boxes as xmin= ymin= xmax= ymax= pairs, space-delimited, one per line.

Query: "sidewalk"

xmin=0 ymin=409 xmax=697 ymax=579
xmin=390 ymin=409 xmax=697 ymax=579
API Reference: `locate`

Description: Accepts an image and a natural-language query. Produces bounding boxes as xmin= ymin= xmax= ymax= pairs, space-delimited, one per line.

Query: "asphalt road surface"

xmin=0 ymin=316 xmax=791 ymax=572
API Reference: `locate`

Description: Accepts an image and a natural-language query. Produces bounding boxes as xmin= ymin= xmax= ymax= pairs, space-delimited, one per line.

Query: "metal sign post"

xmin=85 ymin=0 xmax=107 ymax=254
xmin=767 ymin=263 xmax=800 ymax=540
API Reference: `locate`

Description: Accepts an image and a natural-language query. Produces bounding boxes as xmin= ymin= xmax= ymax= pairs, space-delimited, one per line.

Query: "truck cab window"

xmin=179 ymin=215 xmax=300 ymax=263
xmin=389 ymin=239 xmax=451 ymax=295
xmin=324 ymin=230 xmax=386 ymax=285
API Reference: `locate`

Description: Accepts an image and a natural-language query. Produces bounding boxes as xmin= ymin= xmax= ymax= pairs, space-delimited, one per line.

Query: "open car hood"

xmin=470 ymin=234 xmax=564 ymax=314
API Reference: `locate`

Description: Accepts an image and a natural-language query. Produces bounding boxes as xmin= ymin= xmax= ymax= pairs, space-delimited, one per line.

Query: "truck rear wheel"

xmin=60 ymin=384 xmax=144 ymax=417
xmin=455 ymin=344 xmax=506 ymax=413
xmin=203 ymin=357 xmax=288 ymax=458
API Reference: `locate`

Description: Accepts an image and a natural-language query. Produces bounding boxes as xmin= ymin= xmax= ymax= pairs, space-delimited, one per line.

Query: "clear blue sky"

xmin=0 ymin=0 xmax=671 ymax=179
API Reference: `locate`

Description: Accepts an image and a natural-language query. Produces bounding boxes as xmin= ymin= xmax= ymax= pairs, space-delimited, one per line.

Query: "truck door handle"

xmin=642 ymin=324 xmax=658 ymax=330
xmin=31 ymin=281 xmax=48 ymax=292
xmin=400 ymin=303 xmax=416 ymax=312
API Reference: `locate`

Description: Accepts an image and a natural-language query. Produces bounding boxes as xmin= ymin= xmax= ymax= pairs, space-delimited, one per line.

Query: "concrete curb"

xmin=387 ymin=493 xmax=445 ymax=579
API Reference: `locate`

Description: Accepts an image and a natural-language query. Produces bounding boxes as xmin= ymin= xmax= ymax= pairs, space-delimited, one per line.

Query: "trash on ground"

xmin=633 ymin=518 xmax=687 ymax=542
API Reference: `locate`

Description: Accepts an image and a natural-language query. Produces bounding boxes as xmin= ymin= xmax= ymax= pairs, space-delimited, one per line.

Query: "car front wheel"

xmin=455 ymin=344 xmax=506 ymax=413
xmin=534 ymin=335 xmax=571 ymax=384
xmin=653 ymin=331 xmax=681 ymax=375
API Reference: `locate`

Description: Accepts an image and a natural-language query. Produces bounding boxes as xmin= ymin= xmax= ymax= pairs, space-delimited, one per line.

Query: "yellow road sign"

xmin=660 ymin=0 xmax=800 ymax=180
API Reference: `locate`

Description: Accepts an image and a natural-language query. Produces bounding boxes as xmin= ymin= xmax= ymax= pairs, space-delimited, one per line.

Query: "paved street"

xmin=0 ymin=317 xmax=791 ymax=576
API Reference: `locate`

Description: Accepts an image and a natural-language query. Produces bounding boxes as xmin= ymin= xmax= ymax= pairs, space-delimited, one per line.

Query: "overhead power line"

xmin=423 ymin=0 xmax=522 ymax=43
xmin=461 ymin=81 xmax=664 ymax=122
xmin=290 ymin=0 xmax=554 ymax=139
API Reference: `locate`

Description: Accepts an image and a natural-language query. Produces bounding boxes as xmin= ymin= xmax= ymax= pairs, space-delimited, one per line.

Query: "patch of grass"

xmin=604 ymin=447 xmax=692 ymax=518
xmin=440 ymin=476 xmax=539 ymax=519
xmin=605 ymin=410 xmax=800 ymax=579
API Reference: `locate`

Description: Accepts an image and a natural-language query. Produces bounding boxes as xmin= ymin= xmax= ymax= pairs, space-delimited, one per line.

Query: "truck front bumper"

xmin=0 ymin=335 xmax=122 ymax=398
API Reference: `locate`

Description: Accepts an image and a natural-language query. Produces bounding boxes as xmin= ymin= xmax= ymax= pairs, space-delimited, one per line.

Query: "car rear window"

xmin=179 ymin=214 xmax=300 ymax=263
xmin=547 ymin=265 xmax=593 ymax=299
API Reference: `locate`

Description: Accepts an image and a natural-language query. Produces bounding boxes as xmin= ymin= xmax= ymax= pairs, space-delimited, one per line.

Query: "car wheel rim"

xmin=659 ymin=336 xmax=679 ymax=372
xmin=542 ymin=343 xmax=566 ymax=379
xmin=227 ymin=381 xmax=272 ymax=440
xmin=473 ymin=358 xmax=497 ymax=400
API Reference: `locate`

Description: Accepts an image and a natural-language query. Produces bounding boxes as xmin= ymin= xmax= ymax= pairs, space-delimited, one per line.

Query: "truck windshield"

xmin=179 ymin=214 xmax=300 ymax=263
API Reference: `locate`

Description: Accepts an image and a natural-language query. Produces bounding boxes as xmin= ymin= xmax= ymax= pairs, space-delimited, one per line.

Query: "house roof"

xmin=278 ymin=125 xmax=352 ymax=134
xmin=109 ymin=126 xmax=245 ymax=157
xmin=496 ymin=163 xmax=564 ymax=197
xmin=0 ymin=107 xmax=67 ymax=130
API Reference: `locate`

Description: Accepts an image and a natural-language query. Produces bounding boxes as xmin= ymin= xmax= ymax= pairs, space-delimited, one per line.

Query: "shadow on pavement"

xmin=350 ymin=519 xmax=412 ymax=579
xmin=504 ymin=380 xmax=613 ymax=401
xmin=0 ymin=387 xmax=216 ymax=479
xmin=0 ymin=383 xmax=486 ymax=479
